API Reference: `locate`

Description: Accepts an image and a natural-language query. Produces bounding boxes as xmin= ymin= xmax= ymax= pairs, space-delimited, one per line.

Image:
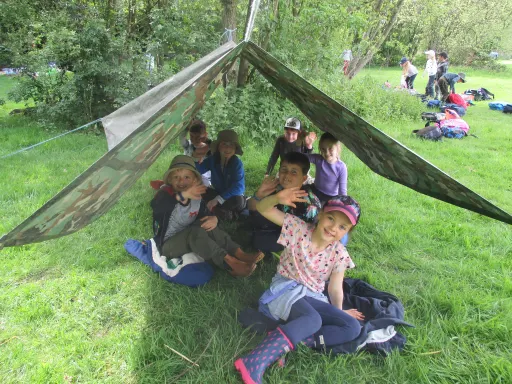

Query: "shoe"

xmin=234 ymin=248 xmax=265 ymax=264
xmin=234 ymin=327 xmax=294 ymax=384
xmin=223 ymin=255 xmax=256 ymax=277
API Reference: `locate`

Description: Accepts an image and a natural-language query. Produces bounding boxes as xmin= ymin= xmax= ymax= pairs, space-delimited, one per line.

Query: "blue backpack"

xmin=488 ymin=101 xmax=511 ymax=111
xmin=427 ymin=99 xmax=441 ymax=109
xmin=440 ymin=104 xmax=466 ymax=116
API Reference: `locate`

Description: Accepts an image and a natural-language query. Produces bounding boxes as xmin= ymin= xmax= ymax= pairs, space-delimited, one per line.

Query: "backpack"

xmin=444 ymin=109 xmax=460 ymax=120
xmin=479 ymin=87 xmax=494 ymax=100
xmin=464 ymin=88 xmax=495 ymax=101
xmin=426 ymin=99 xmax=441 ymax=109
xmin=503 ymin=104 xmax=512 ymax=114
xmin=447 ymin=93 xmax=468 ymax=109
xmin=421 ymin=112 xmax=445 ymax=122
xmin=439 ymin=119 xmax=469 ymax=139
xmin=488 ymin=101 xmax=510 ymax=111
xmin=412 ymin=125 xmax=443 ymax=141
xmin=440 ymin=104 xmax=466 ymax=116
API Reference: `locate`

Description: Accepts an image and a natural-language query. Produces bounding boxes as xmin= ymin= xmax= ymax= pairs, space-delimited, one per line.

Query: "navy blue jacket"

xmin=196 ymin=153 xmax=245 ymax=200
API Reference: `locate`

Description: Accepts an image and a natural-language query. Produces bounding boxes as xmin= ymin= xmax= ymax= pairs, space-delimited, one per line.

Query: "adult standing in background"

xmin=435 ymin=52 xmax=449 ymax=100
xmin=341 ymin=49 xmax=353 ymax=76
xmin=424 ymin=50 xmax=437 ymax=98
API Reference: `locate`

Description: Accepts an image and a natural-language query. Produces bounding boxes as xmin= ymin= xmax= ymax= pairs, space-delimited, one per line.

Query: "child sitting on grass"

xmin=151 ymin=155 xmax=262 ymax=277
xmin=234 ymin=190 xmax=364 ymax=384
xmin=265 ymin=117 xmax=316 ymax=176
xmin=179 ymin=119 xmax=212 ymax=186
xmin=196 ymin=129 xmax=246 ymax=221
xmin=248 ymin=152 xmax=321 ymax=255
xmin=306 ymin=132 xmax=347 ymax=203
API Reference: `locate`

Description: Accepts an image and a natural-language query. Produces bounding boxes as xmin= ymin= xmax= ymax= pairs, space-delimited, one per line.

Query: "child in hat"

xmin=151 ymin=155 xmax=263 ymax=277
xmin=196 ymin=129 xmax=246 ymax=221
xmin=265 ymin=117 xmax=317 ymax=176
xmin=234 ymin=190 xmax=364 ymax=383
xmin=399 ymin=57 xmax=418 ymax=90
xmin=438 ymin=72 xmax=466 ymax=102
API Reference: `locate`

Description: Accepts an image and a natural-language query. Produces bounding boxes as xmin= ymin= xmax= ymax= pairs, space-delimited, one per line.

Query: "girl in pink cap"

xmin=234 ymin=188 xmax=364 ymax=384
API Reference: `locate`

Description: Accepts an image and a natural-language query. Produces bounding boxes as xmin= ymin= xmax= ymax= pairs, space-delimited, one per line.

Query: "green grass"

xmin=1 ymin=65 xmax=512 ymax=384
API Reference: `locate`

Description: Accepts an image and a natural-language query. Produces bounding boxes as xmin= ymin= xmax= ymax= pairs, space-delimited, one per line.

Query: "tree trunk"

xmin=237 ymin=0 xmax=254 ymax=87
xmin=221 ymin=0 xmax=238 ymax=87
xmin=347 ymin=0 xmax=404 ymax=79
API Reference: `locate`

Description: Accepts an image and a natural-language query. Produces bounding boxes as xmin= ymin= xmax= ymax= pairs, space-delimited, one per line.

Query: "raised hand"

xmin=304 ymin=132 xmax=317 ymax=148
xmin=200 ymin=215 xmax=218 ymax=231
xmin=275 ymin=187 xmax=308 ymax=208
xmin=182 ymin=184 xmax=207 ymax=201
xmin=256 ymin=176 xmax=279 ymax=198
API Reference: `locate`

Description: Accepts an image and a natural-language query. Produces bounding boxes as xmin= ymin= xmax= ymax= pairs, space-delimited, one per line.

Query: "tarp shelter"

xmin=1 ymin=40 xmax=511 ymax=249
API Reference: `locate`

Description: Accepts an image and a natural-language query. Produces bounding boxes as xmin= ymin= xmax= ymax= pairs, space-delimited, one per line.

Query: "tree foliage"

xmin=1 ymin=0 xmax=511 ymax=127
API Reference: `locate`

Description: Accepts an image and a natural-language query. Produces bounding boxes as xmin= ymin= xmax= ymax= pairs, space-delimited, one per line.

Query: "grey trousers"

xmin=162 ymin=222 xmax=240 ymax=268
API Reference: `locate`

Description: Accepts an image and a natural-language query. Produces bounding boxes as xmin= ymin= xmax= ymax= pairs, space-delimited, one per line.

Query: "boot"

xmin=234 ymin=248 xmax=265 ymax=264
xmin=223 ymin=255 xmax=256 ymax=277
xmin=234 ymin=327 xmax=294 ymax=384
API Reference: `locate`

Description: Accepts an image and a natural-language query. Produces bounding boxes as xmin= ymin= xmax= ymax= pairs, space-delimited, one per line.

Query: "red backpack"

xmin=447 ymin=94 xmax=468 ymax=109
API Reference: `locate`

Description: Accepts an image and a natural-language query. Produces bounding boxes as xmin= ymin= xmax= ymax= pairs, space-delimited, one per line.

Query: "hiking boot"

xmin=224 ymin=255 xmax=256 ymax=277
xmin=234 ymin=248 xmax=265 ymax=264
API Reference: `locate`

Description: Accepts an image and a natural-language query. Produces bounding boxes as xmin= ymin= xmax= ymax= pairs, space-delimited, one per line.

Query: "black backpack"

xmin=503 ymin=104 xmax=512 ymax=114
xmin=479 ymin=87 xmax=495 ymax=100
xmin=412 ymin=125 xmax=443 ymax=141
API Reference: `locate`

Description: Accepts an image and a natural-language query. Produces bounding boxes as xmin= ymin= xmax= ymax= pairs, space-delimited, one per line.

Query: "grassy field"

xmin=1 ymin=62 xmax=511 ymax=384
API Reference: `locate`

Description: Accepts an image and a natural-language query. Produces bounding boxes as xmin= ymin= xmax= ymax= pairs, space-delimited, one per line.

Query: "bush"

xmin=200 ymin=71 xmax=424 ymax=148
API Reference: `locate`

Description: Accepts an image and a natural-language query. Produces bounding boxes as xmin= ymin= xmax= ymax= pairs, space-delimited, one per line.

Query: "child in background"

xmin=234 ymin=190 xmax=363 ymax=384
xmin=435 ymin=52 xmax=449 ymax=100
xmin=424 ymin=50 xmax=437 ymax=98
xmin=196 ymin=129 xmax=246 ymax=221
xmin=179 ymin=119 xmax=212 ymax=186
xmin=399 ymin=57 xmax=418 ymax=90
xmin=248 ymin=152 xmax=321 ymax=255
xmin=151 ymin=155 xmax=262 ymax=277
xmin=265 ymin=117 xmax=316 ymax=176
xmin=306 ymin=132 xmax=347 ymax=203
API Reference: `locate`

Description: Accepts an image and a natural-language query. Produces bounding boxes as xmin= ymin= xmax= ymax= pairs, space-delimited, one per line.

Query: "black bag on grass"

xmin=503 ymin=104 xmax=512 ymax=114
xmin=412 ymin=125 xmax=442 ymax=141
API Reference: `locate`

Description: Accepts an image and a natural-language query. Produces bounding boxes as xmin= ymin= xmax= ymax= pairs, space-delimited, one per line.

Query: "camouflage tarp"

xmin=102 ymin=42 xmax=238 ymax=151
xmin=0 ymin=41 xmax=243 ymax=248
xmin=241 ymin=42 xmax=512 ymax=225
xmin=1 ymin=40 xmax=510 ymax=249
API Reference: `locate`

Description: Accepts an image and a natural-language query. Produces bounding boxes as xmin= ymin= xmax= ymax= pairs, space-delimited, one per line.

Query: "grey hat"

xmin=458 ymin=72 xmax=466 ymax=83
xmin=284 ymin=117 xmax=301 ymax=131
xmin=163 ymin=155 xmax=201 ymax=184
xmin=211 ymin=129 xmax=243 ymax=155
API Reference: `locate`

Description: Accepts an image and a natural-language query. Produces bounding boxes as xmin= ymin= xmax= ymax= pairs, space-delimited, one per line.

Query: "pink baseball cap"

xmin=323 ymin=196 xmax=361 ymax=226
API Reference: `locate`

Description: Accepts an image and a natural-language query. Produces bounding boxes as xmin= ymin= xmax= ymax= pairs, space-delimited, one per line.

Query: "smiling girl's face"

xmin=315 ymin=210 xmax=353 ymax=243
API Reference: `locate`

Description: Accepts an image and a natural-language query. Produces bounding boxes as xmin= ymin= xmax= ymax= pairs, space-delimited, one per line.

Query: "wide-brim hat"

xmin=211 ymin=129 xmax=243 ymax=155
xmin=163 ymin=155 xmax=202 ymax=183
xmin=458 ymin=72 xmax=466 ymax=83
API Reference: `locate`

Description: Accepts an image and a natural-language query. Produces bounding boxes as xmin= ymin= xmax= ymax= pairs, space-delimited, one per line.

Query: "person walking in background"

xmin=424 ymin=50 xmax=437 ymax=98
xmin=435 ymin=52 xmax=449 ymax=100
xmin=341 ymin=49 xmax=353 ymax=76
xmin=399 ymin=57 xmax=418 ymax=90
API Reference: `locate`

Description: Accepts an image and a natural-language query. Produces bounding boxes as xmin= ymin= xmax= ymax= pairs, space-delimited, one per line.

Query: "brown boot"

xmin=234 ymin=248 xmax=265 ymax=264
xmin=224 ymin=255 xmax=256 ymax=277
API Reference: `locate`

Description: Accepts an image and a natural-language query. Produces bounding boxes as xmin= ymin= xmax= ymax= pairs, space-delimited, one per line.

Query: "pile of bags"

xmin=414 ymin=108 xmax=470 ymax=141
